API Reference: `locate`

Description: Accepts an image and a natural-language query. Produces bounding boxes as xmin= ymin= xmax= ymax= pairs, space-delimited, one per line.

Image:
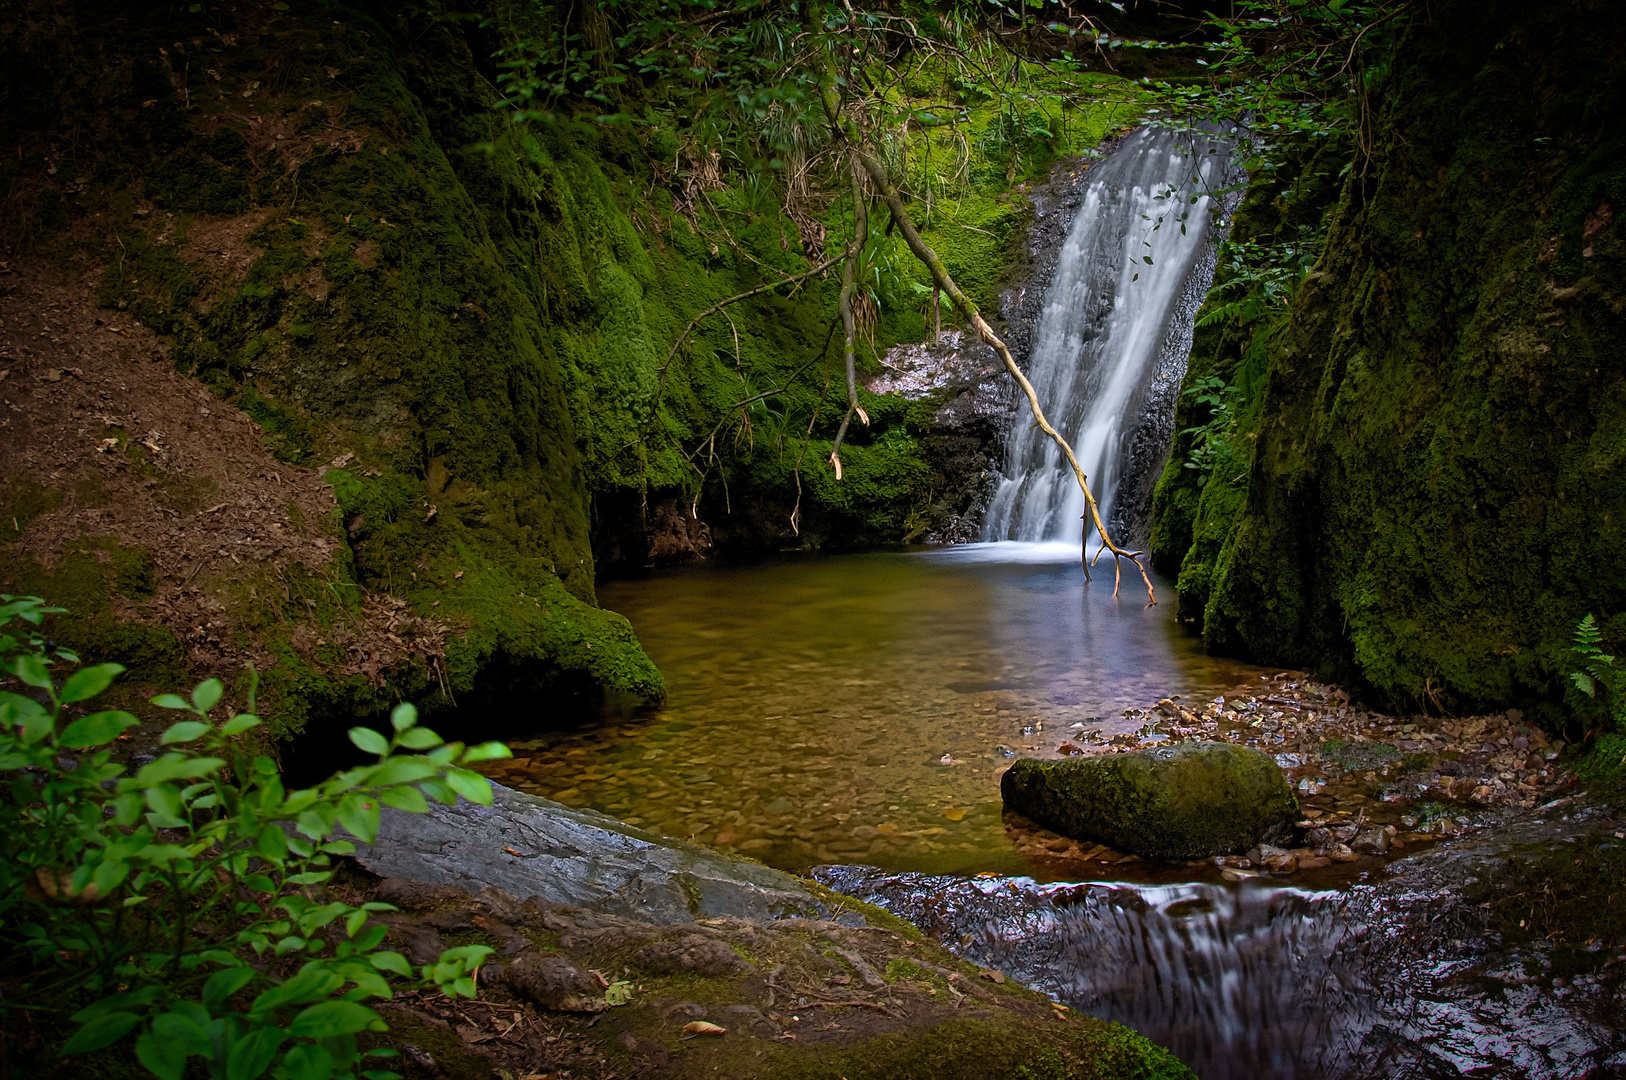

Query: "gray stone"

xmin=1000 ymin=741 xmax=1300 ymax=859
xmin=352 ymin=782 xmax=865 ymax=927
xmin=1351 ymin=828 xmax=1390 ymax=855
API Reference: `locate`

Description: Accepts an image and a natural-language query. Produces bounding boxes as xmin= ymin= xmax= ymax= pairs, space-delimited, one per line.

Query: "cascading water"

xmin=982 ymin=127 xmax=1239 ymax=546
xmin=819 ymin=840 xmax=1626 ymax=1079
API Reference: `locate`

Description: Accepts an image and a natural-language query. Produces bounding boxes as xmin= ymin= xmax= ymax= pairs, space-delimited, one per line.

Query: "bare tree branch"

xmin=850 ymin=146 xmax=1156 ymax=605
xmin=829 ymin=158 xmax=870 ymax=480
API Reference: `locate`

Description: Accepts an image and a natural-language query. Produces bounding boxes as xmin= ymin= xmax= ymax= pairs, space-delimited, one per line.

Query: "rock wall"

xmin=1150 ymin=0 xmax=1626 ymax=720
xmin=1 ymin=0 xmax=1145 ymax=734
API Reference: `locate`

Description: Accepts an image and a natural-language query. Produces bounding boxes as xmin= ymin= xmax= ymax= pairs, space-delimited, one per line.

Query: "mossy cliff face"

xmin=2 ymin=0 xmax=673 ymax=730
xmin=2 ymin=0 xmax=1154 ymax=731
xmin=1000 ymin=743 xmax=1299 ymax=859
xmin=1150 ymin=0 xmax=1626 ymax=719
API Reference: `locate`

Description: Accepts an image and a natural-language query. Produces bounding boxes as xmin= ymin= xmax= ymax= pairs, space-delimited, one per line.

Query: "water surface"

xmin=485 ymin=544 xmax=1260 ymax=877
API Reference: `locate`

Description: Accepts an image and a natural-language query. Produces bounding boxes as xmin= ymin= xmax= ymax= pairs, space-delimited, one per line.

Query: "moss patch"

xmin=0 ymin=537 xmax=184 ymax=687
xmin=1000 ymin=742 xmax=1300 ymax=859
xmin=1148 ymin=0 xmax=1626 ymax=723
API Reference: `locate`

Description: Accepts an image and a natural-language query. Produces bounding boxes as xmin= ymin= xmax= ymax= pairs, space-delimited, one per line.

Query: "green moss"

xmin=1577 ymin=734 xmax=1626 ymax=800
xmin=1319 ymin=739 xmax=1401 ymax=771
xmin=1 ymin=476 xmax=63 ymax=533
xmin=738 ymin=1015 xmax=1189 ymax=1080
xmin=1149 ymin=0 xmax=1626 ymax=721
xmin=0 ymin=537 xmax=184 ymax=687
xmin=1001 ymin=742 xmax=1300 ymax=859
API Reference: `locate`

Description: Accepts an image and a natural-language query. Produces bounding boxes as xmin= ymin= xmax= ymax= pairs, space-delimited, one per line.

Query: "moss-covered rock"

xmin=1000 ymin=743 xmax=1299 ymax=859
xmin=1148 ymin=0 xmax=1626 ymax=722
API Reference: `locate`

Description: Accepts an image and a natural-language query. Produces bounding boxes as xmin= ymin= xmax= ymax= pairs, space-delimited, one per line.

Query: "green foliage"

xmin=1141 ymin=0 xmax=1408 ymax=170
xmin=1176 ymin=376 xmax=1241 ymax=479
xmin=1195 ymin=232 xmax=1323 ymax=331
xmin=0 ymin=597 xmax=512 ymax=1079
xmin=1569 ymin=615 xmax=1626 ymax=735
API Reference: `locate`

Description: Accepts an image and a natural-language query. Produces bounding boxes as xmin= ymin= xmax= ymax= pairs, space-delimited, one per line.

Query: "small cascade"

xmin=817 ymin=864 xmax=1626 ymax=1080
xmin=982 ymin=127 xmax=1239 ymax=546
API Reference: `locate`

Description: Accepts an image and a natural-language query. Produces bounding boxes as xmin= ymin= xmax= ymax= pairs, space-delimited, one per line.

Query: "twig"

xmin=829 ymin=159 xmax=870 ymax=478
xmin=638 ymin=252 xmax=845 ymax=444
xmin=851 ymin=145 xmax=1155 ymax=605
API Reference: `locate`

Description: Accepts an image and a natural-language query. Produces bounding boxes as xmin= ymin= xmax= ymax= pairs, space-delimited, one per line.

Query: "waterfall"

xmin=982 ymin=127 xmax=1238 ymax=546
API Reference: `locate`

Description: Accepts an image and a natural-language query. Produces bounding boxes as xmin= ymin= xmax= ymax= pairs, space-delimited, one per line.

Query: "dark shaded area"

xmin=1150 ymin=0 xmax=1626 ymax=720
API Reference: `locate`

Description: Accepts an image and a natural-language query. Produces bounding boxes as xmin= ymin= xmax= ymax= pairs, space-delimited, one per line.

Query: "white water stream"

xmin=982 ymin=127 xmax=1237 ymax=546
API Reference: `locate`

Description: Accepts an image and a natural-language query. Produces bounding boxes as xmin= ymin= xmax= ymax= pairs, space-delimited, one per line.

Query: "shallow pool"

xmin=483 ymin=543 xmax=1262 ymax=877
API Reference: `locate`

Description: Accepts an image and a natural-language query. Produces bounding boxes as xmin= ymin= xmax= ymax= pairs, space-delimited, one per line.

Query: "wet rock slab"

xmin=343 ymin=785 xmax=1192 ymax=1079
xmin=352 ymin=782 xmax=859 ymax=926
xmin=819 ymin=804 xmax=1626 ymax=1080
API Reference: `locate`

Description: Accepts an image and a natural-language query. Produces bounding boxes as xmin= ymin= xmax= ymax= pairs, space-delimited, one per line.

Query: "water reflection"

xmin=484 ymin=545 xmax=1259 ymax=876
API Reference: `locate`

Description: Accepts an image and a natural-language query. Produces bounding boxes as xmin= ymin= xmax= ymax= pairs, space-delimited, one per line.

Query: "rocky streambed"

xmin=353 ymin=675 xmax=1614 ymax=1078
xmin=998 ymin=670 xmax=1577 ymax=885
xmin=820 ymin=802 xmax=1626 ymax=1079
xmin=343 ymin=785 xmax=1191 ymax=1079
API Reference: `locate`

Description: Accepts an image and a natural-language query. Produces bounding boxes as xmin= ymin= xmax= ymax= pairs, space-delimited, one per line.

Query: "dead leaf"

xmin=454 ymin=570 xmax=464 ymax=579
xmin=943 ymin=808 xmax=967 ymax=822
xmin=978 ymin=969 xmax=1006 ymax=984
xmin=682 ymin=1021 xmax=726 ymax=1037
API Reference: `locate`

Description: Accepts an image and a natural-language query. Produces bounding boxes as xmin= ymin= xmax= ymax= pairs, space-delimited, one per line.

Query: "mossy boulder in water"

xmin=1001 ymin=742 xmax=1299 ymax=859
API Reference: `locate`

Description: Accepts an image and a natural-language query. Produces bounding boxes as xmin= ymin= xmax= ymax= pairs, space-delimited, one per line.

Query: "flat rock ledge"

xmin=352 ymin=782 xmax=864 ymax=927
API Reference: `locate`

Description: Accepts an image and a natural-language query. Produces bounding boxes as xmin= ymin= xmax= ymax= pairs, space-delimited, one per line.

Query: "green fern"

xmin=1570 ymin=614 xmax=1626 ymax=734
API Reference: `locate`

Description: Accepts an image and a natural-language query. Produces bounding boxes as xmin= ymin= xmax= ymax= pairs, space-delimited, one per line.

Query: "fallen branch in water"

xmin=849 ymin=147 xmax=1155 ymax=605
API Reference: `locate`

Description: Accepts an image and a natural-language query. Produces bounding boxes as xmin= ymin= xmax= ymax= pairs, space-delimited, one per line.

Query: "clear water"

xmin=484 ymin=544 xmax=1259 ymax=877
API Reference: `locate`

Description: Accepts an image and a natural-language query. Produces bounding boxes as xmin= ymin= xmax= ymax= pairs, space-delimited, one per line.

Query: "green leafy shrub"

xmin=0 ymin=595 xmax=512 ymax=1079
